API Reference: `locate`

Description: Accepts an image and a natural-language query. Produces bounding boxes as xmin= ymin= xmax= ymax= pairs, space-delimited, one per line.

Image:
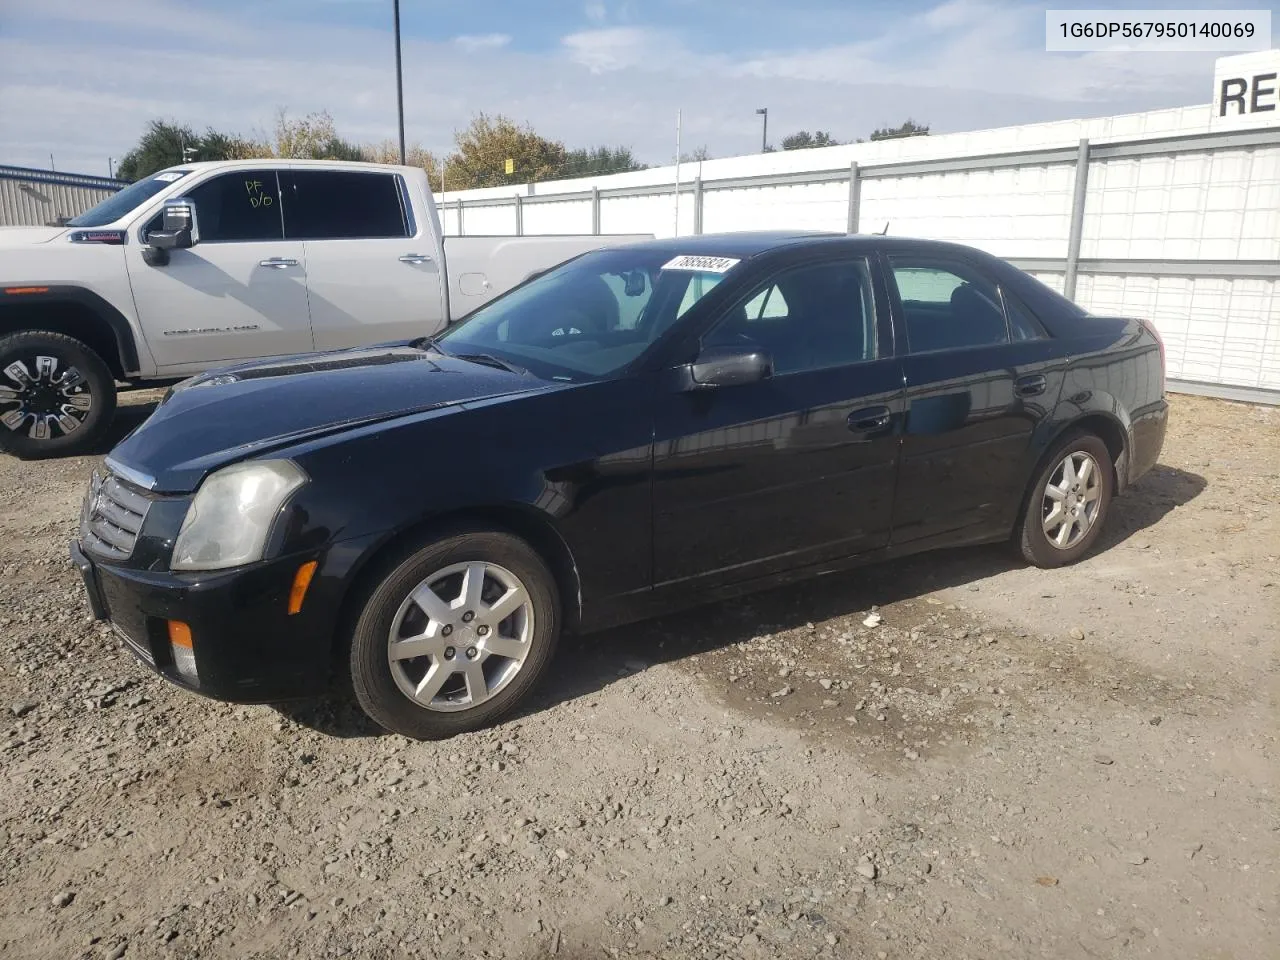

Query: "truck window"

xmin=280 ymin=171 xmax=408 ymax=240
xmin=182 ymin=170 xmax=285 ymax=243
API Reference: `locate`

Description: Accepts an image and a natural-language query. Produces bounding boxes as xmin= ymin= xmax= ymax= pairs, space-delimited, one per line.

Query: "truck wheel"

xmin=0 ymin=331 xmax=117 ymax=459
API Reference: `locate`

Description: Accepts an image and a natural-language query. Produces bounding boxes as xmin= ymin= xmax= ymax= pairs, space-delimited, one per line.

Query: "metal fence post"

xmin=515 ymin=194 xmax=523 ymax=237
xmin=846 ymin=162 xmax=861 ymax=234
xmin=1064 ymin=138 xmax=1090 ymax=300
xmin=693 ymin=177 xmax=704 ymax=235
xmin=456 ymin=198 xmax=464 ymax=237
xmin=591 ymin=187 xmax=601 ymax=235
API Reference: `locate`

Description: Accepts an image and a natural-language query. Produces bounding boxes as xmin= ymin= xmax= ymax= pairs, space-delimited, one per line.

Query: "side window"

xmin=1000 ymin=287 xmax=1044 ymax=341
xmin=889 ymin=258 xmax=1009 ymax=353
xmin=183 ymin=170 xmax=284 ymax=242
xmin=705 ymin=259 xmax=876 ymax=375
xmin=281 ymin=171 xmax=408 ymax=240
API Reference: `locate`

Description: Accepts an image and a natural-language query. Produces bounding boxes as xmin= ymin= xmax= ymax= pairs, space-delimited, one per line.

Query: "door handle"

xmin=847 ymin=405 xmax=892 ymax=434
xmin=399 ymin=254 xmax=432 ymax=264
xmin=1015 ymin=374 xmax=1047 ymax=397
xmin=258 ymin=257 xmax=298 ymax=269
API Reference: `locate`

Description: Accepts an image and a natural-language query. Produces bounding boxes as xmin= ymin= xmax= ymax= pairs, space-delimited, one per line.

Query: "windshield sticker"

xmin=661 ymin=255 xmax=740 ymax=273
xmin=152 ymin=172 xmax=185 ymax=182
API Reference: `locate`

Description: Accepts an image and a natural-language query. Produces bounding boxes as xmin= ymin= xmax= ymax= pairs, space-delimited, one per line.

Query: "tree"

xmin=869 ymin=119 xmax=930 ymax=141
xmin=781 ymin=130 xmax=840 ymax=151
xmin=269 ymin=109 xmax=363 ymax=160
xmin=562 ymin=146 xmax=647 ymax=178
xmin=364 ymin=140 xmax=444 ymax=190
xmin=679 ymin=146 xmax=711 ymax=163
xmin=444 ymin=113 xmax=567 ymax=189
xmin=115 ymin=120 xmax=264 ymax=181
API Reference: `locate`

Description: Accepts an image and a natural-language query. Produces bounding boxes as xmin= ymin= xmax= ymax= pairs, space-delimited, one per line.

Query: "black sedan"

xmin=71 ymin=232 xmax=1168 ymax=739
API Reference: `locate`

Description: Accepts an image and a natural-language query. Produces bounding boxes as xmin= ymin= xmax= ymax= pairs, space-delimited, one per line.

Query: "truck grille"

xmin=80 ymin=471 xmax=152 ymax=561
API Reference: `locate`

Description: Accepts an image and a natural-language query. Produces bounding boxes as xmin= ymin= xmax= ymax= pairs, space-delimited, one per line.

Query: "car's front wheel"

xmin=1018 ymin=431 xmax=1115 ymax=568
xmin=349 ymin=530 xmax=560 ymax=739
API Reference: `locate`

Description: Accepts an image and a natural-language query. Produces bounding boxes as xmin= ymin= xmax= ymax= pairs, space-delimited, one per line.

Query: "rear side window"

xmin=889 ymin=258 xmax=1009 ymax=353
xmin=184 ymin=170 xmax=284 ymax=242
xmin=281 ymin=171 xmax=408 ymax=240
xmin=1000 ymin=287 xmax=1045 ymax=341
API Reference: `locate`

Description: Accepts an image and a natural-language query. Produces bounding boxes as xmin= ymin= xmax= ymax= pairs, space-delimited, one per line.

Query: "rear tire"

xmin=0 ymin=331 xmax=116 ymax=459
xmin=349 ymin=530 xmax=560 ymax=740
xmin=1018 ymin=431 xmax=1114 ymax=568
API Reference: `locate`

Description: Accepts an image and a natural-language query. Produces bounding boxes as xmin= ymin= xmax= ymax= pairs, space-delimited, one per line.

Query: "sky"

xmin=0 ymin=0 xmax=1275 ymax=177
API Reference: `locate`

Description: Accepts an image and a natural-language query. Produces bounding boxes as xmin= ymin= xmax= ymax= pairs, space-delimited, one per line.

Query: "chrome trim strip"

xmin=103 ymin=456 xmax=157 ymax=491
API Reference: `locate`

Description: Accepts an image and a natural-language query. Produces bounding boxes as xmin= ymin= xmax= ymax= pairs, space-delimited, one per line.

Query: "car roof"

xmin=607 ymin=231 xmax=846 ymax=259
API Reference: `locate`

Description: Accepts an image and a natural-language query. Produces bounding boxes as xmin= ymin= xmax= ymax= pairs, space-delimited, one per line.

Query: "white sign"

xmin=661 ymin=255 xmax=740 ymax=273
xmin=1211 ymin=49 xmax=1280 ymax=128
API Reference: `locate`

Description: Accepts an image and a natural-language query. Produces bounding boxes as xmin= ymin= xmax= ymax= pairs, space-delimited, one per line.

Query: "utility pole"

xmin=756 ymin=107 xmax=768 ymax=153
xmin=108 ymin=157 xmax=114 ymax=179
xmin=674 ymin=109 xmax=682 ymax=237
xmin=393 ymin=0 xmax=406 ymax=164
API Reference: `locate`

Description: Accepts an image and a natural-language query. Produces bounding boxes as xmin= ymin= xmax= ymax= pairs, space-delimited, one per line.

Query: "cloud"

xmin=584 ymin=1 xmax=607 ymax=24
xmin=561 ymin=27 xmax=681 ymax=73
xmin=452 ymin=33 xmax=512 ymax=52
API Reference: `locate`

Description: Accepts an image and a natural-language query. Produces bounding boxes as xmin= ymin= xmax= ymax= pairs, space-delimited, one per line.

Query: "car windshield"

xmin=67 ymin=169 xmax=191 ymax=227
xmin=433 ymin=248 xmax=737 ymax=380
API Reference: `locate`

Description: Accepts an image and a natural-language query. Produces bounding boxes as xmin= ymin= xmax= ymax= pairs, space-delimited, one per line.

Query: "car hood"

xmin=0 ymin=226 xmax=67 ymax=248
xmin=108 ymin=344 xmax=552 ymax=492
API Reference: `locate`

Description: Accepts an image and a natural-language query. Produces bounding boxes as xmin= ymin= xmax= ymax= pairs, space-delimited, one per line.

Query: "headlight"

xmin=171 ymin=460 xmax=306 ymax=571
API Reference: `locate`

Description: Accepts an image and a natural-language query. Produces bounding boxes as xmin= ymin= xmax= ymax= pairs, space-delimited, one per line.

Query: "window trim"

xmin=281 ymin=169 xmax=410 ymax=241
xmin=885 ymin=254 xmax=1015 ymax=356
xmin=701 ymin=255 xmax=881 ymax=375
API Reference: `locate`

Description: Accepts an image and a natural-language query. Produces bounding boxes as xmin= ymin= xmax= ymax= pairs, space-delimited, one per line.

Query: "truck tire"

xmin=0 ymin=331 xmax=117 ymax=459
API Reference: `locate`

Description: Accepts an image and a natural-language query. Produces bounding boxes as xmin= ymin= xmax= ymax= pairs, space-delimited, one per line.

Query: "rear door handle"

xmin=258 ymin=257 xmax=299 ymax=269
xmin=1015 ymin=374 xmax=1047 ymax=397
xmin=399 ymin=254 xmax=432 ymax=264
xmin=847 ymin=405 xmax=892 ymax=434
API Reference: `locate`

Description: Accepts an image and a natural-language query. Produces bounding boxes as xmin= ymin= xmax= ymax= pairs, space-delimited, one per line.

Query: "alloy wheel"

xmin=386 ymin=561 xmax=534 ymax=713
xmin=0 ymin=355 xmax=93 ymax=441
xmin=1041 ymin=450 xmax=1102 ymax=550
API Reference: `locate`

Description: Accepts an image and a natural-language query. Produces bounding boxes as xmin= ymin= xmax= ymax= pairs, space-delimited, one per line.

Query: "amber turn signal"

xmin=288 ymin=561 xmax=318 ymax=615
xmin=167 ymin=620 xmax=193 ymax=649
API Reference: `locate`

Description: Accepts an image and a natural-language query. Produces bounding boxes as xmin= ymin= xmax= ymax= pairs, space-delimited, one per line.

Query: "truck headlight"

xmin=171 ymin=460 xmax=307 ymax=571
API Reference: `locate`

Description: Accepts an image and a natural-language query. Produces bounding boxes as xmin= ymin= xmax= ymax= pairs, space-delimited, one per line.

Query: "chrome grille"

xmin=80 ymin=471 xmax=151 ymax=561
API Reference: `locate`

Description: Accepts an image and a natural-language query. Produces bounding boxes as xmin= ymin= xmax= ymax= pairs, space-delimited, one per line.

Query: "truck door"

xmin=124 ymin=169 xmax=314 ymax=370
xmin=279 ymin=169 xmax=446 ymax=350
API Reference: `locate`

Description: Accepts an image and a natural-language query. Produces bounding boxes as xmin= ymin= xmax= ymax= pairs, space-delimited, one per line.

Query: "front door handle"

xmin=399 ymin=254 xmax=432 ymax=264
xmin=847 ymin=405 xmax=892 ymax=435
xmin=1015 ymin=374 xmax=1047 ymax=397
xmin=259 ymin=257 xmax=299 ymax=269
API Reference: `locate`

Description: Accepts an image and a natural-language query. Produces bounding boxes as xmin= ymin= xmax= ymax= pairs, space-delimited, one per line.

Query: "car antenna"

xmin=877 ymin=222 xmax=890 ymax=235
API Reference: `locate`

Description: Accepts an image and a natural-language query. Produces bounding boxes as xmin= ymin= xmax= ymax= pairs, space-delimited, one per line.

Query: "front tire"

xmin=1018 ymin=431 xmax=1114 ymax=568
xmin=0 ymin=331 xmax=116 ymax=459
xmin=349 ymin=530 xmax=560 ymax=740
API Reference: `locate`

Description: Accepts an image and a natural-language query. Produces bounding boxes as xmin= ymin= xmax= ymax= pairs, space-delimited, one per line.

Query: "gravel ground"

xmin=0 ymin=392 xmax=1276 ymax=960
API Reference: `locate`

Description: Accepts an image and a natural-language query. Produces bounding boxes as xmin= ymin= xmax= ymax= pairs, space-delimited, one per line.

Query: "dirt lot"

xmin=0 ymin=392 xmax=1276 ymax=960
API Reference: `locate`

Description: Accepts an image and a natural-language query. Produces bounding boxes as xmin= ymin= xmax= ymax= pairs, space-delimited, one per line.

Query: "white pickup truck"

xmin=0 ymin=159 xmax=647 ymax=457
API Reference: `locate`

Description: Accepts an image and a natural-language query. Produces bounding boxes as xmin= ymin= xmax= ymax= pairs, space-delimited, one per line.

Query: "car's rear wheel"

xmin=0 ymin=331 xmax=116 ymax=459
xmin=349 ymin=530 xmax=560 ymax=739
xmin=1018 ymin=431 xmax=1114 ymax=568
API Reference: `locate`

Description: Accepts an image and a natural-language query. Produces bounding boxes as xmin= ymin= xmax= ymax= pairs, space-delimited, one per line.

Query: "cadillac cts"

xmin=71 ymin=233 xmax=1168 ymax=739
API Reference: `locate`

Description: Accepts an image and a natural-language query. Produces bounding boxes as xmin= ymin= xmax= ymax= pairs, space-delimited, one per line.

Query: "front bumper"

xmin=70 ymin=539 xmax=347 ymax=703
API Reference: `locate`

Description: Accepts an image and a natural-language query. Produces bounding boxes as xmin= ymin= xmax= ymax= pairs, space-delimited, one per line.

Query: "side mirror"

xmin=148 ymin=198 xmax=199 ymax=251
xmin=681 ymin=344 xmax=773 ymax=390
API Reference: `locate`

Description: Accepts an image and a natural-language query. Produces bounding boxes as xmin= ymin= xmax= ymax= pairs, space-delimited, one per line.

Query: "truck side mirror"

xmin=148 ymin=198 xmax=200 ymax=251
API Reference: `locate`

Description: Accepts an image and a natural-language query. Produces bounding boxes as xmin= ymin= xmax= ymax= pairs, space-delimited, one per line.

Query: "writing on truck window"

xmin=245 ymin=180 xmax=273 ymax=208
